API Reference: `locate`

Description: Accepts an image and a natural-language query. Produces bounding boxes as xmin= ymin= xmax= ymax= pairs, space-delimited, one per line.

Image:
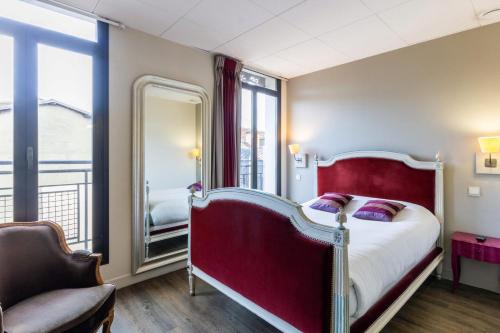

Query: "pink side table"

xmin=451 ymin=232 xmax=500 ymax=290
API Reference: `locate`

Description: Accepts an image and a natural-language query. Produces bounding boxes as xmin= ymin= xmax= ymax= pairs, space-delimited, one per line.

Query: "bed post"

xmin=435 ymin=152 xmax=444 ymax=279
xmin=187 ymin=186 xmax=196 ymax=296
xmin=313 ymin=154 xmax=319 ymax=197
xmin=332 ymin=208 xmax=350 ymax=333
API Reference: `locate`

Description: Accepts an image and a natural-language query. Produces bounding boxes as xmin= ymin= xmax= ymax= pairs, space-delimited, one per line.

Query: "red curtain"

xmin=211 ymin=55 xmax=242 ymax=188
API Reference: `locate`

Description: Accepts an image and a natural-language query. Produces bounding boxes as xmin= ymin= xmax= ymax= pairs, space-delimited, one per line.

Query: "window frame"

xmin=0 ymin=16 xmax=109 ymax=263
xmin=241 ymin=76 xmax=281 ymax=195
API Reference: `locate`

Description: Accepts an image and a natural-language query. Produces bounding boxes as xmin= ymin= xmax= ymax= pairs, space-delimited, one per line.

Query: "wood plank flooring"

xmin=113 ymin=269 xmax=500 ymax=333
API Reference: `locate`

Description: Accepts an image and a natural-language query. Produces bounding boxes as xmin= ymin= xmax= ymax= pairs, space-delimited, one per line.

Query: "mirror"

xmin=132 ymin=75 xmax=211 ymax=274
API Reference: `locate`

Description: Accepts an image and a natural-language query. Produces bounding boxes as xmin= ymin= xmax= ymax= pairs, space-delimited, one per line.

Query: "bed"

xmin=188 ymin=151 xmax=444 ymax=332
xmin=144 ymin=184 xmax=200 ymax=257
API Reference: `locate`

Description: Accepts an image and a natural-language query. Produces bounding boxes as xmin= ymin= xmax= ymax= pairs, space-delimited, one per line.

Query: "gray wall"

xmin=145 ymin=97 xmax=198 ymax=191
xmin=102 ymin=27 xmax=213 ymax=287
xmin=287 ymin=23 xmax=500 ymax=293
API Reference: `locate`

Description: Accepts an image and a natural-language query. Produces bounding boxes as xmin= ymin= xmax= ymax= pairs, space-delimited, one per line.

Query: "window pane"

xmin=240 ymin=89 xmax=252 ymax=188
xmin=38 ymin=44 xmax=93 ymax=250
xmin=241 ymin=69 xmax=277 ymax=91
xmin=257 ymin=92 xmax=277 ymax=194
xmin=0 ymin=0 xmax=96 ymax=41
xmin=0 ymin=35 xmax=14 ymax=223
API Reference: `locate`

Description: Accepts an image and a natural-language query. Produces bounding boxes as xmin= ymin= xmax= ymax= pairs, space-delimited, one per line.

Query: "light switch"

xmin=296 ymin=174 xmax=301 ymax=181
xmin=468 ymin=186 xmax=481 ymax=197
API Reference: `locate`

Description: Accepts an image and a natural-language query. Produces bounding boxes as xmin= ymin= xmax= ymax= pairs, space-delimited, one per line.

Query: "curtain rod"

xmin=243 ymin=65 xmax=288 ymax=82
xmin=212 ymin=53 xmax=288 ymax=81
xmin=27 ymin=0 xmax=126 ymax=29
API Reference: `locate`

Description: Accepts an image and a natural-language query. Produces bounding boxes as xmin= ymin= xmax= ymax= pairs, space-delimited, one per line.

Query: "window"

xmin=0 ymin=0 xmax=96 ymax=41
xmin=240 ymin=69 xmax=281 ymax=195
xmin=0 ymin=1 xmax=109 ymax=262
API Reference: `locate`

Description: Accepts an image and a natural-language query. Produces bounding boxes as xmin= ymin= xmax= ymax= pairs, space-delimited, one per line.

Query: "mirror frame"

xmin=132 ymin=75 xmax=211 ymax=274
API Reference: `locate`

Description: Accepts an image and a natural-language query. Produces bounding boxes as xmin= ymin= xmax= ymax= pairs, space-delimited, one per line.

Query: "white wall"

xmin=287 ymin=23 xmax=500 ymax=293
xmin=144 ymin=97 xmax=198 ymax=191
xmin=102 ymin=27 xmax=213 ymax=287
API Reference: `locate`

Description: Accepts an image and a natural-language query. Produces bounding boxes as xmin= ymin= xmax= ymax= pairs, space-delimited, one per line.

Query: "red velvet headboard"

xmin=317 ymin=155 xmax=436 ymax=212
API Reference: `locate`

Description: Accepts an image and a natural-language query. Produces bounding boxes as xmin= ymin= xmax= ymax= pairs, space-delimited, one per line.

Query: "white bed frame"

xmin=188 ymin=151 xmax=444 ymax=333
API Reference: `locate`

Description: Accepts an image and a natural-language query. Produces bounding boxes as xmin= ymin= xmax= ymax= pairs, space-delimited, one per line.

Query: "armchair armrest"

xmin=40 ymin=221 xmax=104 ymax=287
xmin=67 ymin=250 xmax=104 ymax=286
xmin=72 ymin=249 xmax=93 ymax=260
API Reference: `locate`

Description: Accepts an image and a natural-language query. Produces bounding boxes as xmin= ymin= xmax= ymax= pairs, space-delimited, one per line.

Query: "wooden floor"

xmin=113 ymin=269 xmax=500 ymax=333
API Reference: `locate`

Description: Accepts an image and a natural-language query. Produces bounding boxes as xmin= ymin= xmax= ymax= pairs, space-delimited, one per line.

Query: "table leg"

xmin=451 ymin=253 xmax=460 ymax=291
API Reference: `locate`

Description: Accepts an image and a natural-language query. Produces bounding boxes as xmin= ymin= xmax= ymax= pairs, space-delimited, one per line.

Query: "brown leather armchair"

xmin=0 ymin=221 xmax=115 ymax=333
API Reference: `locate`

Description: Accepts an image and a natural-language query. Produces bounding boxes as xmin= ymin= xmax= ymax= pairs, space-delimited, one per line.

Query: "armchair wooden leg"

xmin=102 ymin=309 xmax=114 ymax=333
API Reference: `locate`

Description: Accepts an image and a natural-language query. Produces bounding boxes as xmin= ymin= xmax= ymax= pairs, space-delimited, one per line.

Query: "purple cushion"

xmin=309 ymin=193 xmax=353 ymax=213
xmin=187 ymin=181 xmax=202 ymax=192
xmin=353 ymin=199 xmax=406 ymax=222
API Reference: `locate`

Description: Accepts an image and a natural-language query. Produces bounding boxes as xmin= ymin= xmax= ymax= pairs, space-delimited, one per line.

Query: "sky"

xmin=0 ymin=0 xmax=94 ymax=112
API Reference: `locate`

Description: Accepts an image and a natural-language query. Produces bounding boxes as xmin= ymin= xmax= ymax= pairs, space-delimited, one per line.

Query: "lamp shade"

xmin=191 ymin=148 xmax=201 ymax=158
xmin=478 ymin=136 xmax=500 ymax=153
xmin=288 ymin=144 xmax=300 ymax=155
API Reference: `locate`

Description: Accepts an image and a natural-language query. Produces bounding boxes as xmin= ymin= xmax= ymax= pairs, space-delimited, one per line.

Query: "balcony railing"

xmin=0 ymin=160 xmax=92 ymax=250
xmin=239 ymin=159 xmax=264 ymax=189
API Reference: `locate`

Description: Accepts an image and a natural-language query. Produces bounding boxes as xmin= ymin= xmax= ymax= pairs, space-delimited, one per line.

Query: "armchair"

xmin=0 ymin=221 xmax=115 ymax=333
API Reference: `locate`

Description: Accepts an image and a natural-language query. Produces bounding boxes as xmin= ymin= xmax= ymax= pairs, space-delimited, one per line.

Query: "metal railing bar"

xmin=38 ymin=182 xmax=91 ymax=187
xmin=84 ymin=171 xmax=88 ymax=249
xmin=39 ymin=168 xmax=92 ymax=173
xmin=0 ymin=160 xmax=92 ymax=165
xmin=0 ymin=160 xmax=93 ymax=249
xmin=39 ymin=160 xmax=92 ymax=164
xmin=38 ymin=189 xmax=79 ymax=194
xmin=0 ymin=169 xmax=92 ymax=175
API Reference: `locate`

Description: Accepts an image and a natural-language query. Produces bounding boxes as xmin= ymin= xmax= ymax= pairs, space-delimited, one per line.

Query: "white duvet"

xmin=301 ymin=195 xmax=440 ymax=320
xmin=149 ymin=188 xmax=201 ymax=226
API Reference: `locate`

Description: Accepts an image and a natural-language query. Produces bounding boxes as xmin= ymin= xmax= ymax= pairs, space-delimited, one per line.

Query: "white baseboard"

xmin=106 ymin=260 xmax=187 ymax=289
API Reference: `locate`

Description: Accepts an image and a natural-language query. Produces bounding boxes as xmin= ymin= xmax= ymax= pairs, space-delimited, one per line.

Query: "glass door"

xmin=0 ymin=34 xmax=14 ymax=223
xmin=240 ymin=69 xmax=281 ymax=195
xmin=37 ymin=44 xmax=94 ymax=250
xmin=257 ymin=92 xmax=278 ymax=193
xmin=0 ymin=1 xmax=109 ymax=259
xmin=240 ymin=88 xmax=253 ymax=189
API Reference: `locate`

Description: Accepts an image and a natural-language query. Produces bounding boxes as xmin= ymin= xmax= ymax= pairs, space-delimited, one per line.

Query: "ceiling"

xmin=57 ymin=0 xmax=500 ymax=78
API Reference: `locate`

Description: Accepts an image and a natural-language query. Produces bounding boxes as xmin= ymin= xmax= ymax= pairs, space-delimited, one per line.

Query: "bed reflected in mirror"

xmin=132 ymin=75 xmax=210 ymax=274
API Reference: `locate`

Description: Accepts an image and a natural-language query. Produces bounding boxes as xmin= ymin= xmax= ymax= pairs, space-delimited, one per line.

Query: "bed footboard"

xmin=188 ymin=188 xmax=350 ymax=333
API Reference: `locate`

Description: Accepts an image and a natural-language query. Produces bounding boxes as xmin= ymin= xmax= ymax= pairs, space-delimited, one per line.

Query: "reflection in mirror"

xmin=143 ymin=86 xmax=202 ymax=261
xmin=133 ymin=75 xmax=210 ymax=274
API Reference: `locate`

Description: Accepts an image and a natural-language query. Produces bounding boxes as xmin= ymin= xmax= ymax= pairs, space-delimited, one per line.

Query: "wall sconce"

xmin=476 ymin=136 xmax=500 ymax=174
xmin=190 ymin=148 xmax=201 ymax=162
xmin=288 ymin=144 xmax=307 ymax=168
